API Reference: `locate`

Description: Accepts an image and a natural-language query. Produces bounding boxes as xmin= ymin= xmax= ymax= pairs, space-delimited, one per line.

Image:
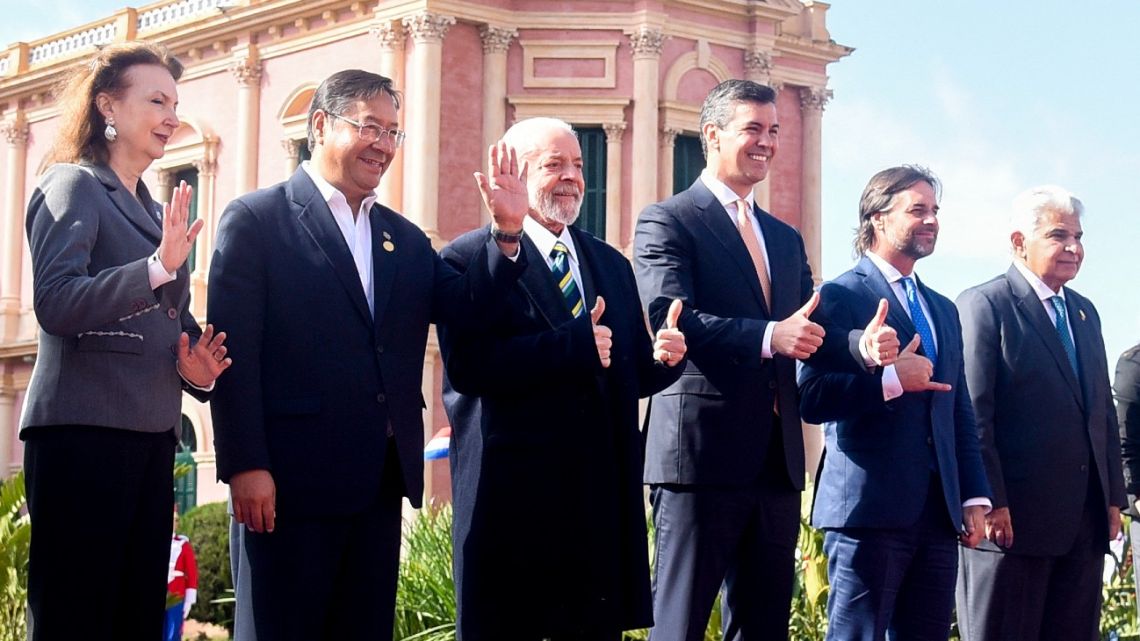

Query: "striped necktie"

xmin=550 ymin=241 xmax=584 ymax=318
xmin=900 ymin=276 xmax=937 ymax=368
xmin=1049 ymin=296 xmax=1079 ymax=376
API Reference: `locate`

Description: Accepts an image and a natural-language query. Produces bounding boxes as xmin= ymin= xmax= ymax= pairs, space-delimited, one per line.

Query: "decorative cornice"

xmin=193 ymin=157 xmax=217 ymax=176
xmin=603 ymin=121 xmax=626 ymax=143
xmin=744 ymin=49 xmax=773 ymax=78
xmin=480 ymin=25 xmax=517 ymax=55
xmin=230 ymin=56 xmax=262 ymax=87
xmin=369 ymin=20 xmax=406 ymax=51
xmin=800 ymin=86 xmax=833 ymax=112
xmin=403 ymin=12 xmax=455 ymax=43
xmin=660 ymin=126 xmax=682 ymax=147
xmin=629 ymin=26 xmax=666 ymax=58
xmin=1 ymin=116 xmax=28 ymax=145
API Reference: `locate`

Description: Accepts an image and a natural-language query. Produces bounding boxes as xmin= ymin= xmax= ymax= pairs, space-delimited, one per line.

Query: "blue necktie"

xmin=900 ymin=277 xmax=937 ymax=368
xmin=1049 ymin=296 xmax=1079 ymax=376
xmin=550 ymin=242 xmax=584 ymax=318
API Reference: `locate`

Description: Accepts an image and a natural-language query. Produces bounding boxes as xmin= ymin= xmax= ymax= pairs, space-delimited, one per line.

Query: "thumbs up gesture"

xmin=895 ymin=335 xmax=952 ymax=393
xmin=771 ymin=291 xmax=826 ymax=360
xmin=653 ymin=299 xmax=687 ymax=367
xmin=591 ymin=296 xmax=612 ymax=368
xmin=862 ymin=298 xmax=900 ymax=366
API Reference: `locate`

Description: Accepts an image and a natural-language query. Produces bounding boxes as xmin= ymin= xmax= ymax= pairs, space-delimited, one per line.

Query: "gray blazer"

xmin=21 ymin=162 xmax=204 ymax=435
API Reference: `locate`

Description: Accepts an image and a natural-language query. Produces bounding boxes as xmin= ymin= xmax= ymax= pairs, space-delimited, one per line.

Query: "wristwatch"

xmin=490 ymin=226 xmax=524 ymax=243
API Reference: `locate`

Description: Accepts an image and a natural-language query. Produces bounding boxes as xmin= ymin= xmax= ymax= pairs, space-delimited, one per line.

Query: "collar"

xmin=301 ymin=161 xmax=378 ymax=218
xmin=700 ymin=169 xmax=755 ymax=211
xmin=1012 ymin=260 xmax=1066 ymax=302
xmin=523 ymin=215 xmax=578 ymax=264
xmin=866 ymin=250 xmax=920 ymax=287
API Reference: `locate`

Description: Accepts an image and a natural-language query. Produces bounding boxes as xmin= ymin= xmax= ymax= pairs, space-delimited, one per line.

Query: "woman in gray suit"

xmin=21 ymin=41 xmax=230 ymax=641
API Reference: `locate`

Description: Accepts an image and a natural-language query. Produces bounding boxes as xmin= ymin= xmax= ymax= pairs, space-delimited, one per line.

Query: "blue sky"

xmin=4 ymin=1 xmax=1137 ymax=375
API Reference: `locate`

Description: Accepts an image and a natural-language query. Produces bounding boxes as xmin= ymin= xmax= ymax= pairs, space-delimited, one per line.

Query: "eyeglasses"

xmin=330 ymin=113 xmax=406 ymax=148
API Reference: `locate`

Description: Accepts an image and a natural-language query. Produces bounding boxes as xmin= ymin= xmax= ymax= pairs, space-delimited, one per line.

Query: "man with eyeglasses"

xmin=208 ymin=69 xmax=528 ymax=641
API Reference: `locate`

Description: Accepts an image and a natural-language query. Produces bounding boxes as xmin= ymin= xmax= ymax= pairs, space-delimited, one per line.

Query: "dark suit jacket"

xmin=958 ymin=266 xmax=1126 ymax=555
xmin=633 ymin=179 xmax=814 ymax=489
xmin=1117 ymin=343 xmax=1140 ymax=517
xmin=208 ymin=169 xmax=522 ymax=516
xmin=440 ymin=225 xmax=679 ymax=639
xmin=23 ymin=162 xmax=205 ymax=435
xmin=801 ymin=255 xmax=991 ymax=532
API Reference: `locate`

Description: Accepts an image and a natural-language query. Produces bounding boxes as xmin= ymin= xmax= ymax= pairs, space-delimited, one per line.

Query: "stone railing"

xmin=28 ymin=22 xmax=118 ymax=66
xmin=138 ymin=0 xmax=241 ymax=33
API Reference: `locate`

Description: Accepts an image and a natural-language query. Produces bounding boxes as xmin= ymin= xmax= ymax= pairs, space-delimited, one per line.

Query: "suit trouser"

xmin=24 ymin=425 xmax=176 ymax=641
xmin=955 ymin=497 xmax=1104 ymax=641
xmin=648 ymin=431 xmax=800 ymax=641
xmin=822 ymin=478 xmax=958 ymax=641
xmin=230 ymin=511 xmax=258 ymax=641
xmin=241 ymin=442 xmax=404 ymax=641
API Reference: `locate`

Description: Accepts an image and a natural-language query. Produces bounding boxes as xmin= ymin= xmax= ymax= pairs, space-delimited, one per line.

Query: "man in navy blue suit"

xmin=208 ymin=70 xmax=527 ymax=641
xmin=799 ymin=165 xmax=992 ymax=641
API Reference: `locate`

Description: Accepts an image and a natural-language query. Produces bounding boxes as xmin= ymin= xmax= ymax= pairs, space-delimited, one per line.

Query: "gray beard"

xmin=532 ymin=189 xmax=582 ymax=227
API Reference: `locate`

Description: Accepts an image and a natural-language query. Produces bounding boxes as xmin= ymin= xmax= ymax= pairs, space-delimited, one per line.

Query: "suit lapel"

xmin=569 ymin=227 xmax=599 ymax=306
xmin=517 ymin=236 xmax=573 ymax=329
xmin=87 ymin=163 xmax=162 ymax=242
xmin=915 ymin=277 xmax=954 ymax=382
xmin=1065 ymin=289 xmax=1095 ymax=410
xmin=856 ymin=256 xmax=916 ymax=338
xmin=690 ymin=182 xmax=769 ymax=315
xmin=754 ymin=206 xmax=788 ymax=317
xmin=289 ymin=170 xmax=372 ymax=327
xmin=1007 ymin=266 xmax=1083 ymax=407
xmin=369 ymin=207 xmax=398 ymax=325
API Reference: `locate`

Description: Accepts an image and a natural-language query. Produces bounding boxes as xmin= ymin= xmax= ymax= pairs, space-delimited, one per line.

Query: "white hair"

xmin=1009 ymin=184 xmax=1084 ymax=240
xmin=501 ymin=117 xmax=576 ymax=161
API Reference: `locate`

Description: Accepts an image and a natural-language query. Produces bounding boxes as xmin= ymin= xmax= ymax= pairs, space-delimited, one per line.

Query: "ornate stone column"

xmin=402 ymin=12 xmax=454 ymax=248
xmin=1 ymin=114 xmax=28 ymax=341
xmin=745 ymin=49 xmax=774 ymax=211
xmin=231 ymin=45 xmax=262 ymax=196
xmin=603 ymin=122 xmax=626 ymax=247
xmin=281 ymin=139 xmax=301 ymax=179
xmin=372 ymin=20 xmax=406 ymax=212
xmin=658 ymin=127 xmax=680 ymax=201
xmin=479 ymin=25 xmax=517 ymax=224
xmin=628 ymin=26 xmax=665 ymax=251
xmin=191 ymin=156 xmax=217 ymax=318
xmin=800 ymin=86 xmax=831 ymax=286
xmin=155 ymin=168 xmax=175 ymax=205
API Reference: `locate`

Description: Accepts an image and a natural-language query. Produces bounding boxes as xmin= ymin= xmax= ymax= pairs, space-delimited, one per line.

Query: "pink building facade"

xmin=0 ymin=0 xmax=850 ymax=507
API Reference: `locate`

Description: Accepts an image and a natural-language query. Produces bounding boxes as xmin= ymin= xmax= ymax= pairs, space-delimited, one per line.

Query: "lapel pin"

xmin=383 ymin=240 xmax=396 ymax=252
xmin=382 ymin=231 xmax=392 ymax=240
xmin=1079 ymin=309 xmax=1086 ymax=321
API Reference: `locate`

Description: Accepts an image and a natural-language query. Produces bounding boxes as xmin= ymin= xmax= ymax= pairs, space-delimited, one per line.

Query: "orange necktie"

xmin=734 ymin=199 xmax=772 ymax=311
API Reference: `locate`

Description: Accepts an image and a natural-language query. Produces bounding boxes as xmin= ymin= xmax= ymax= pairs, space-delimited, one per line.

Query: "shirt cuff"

xmin=760 ymin=321 xmax=775 ymax=359
xmin=881 ymin=364 xmax=903 ymax=401
xmin=857 ymin=332 xmax=878 ymax=369
xmin=177 ymin=363 xmax=215 ymax=392
xmin=147 ymin=252 xmax=177 ymax=289
xmin=963 ymin=497 xmax=993 ymax=514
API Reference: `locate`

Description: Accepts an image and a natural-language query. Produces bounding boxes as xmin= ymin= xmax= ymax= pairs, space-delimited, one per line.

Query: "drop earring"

xmin=104 ymin=117 xmax=117 ymax=142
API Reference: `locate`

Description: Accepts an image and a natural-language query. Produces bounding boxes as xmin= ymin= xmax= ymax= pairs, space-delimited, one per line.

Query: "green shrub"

xmin=179 ymin=501 xmax=234 ymax=633
xmin=0 ymin=472 xmax=29 ymax=641
xmin=395 ymin=502 xmax=457 ymax=641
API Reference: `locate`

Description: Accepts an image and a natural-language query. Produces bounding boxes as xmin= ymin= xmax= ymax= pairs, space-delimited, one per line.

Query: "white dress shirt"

xmin=302 ymin=161 xmax=377 ymax=316
xmin=699 ymin=170 xmax=776 ymax=359
xmin=1012 ymin=260 xmax=1075 ymax=345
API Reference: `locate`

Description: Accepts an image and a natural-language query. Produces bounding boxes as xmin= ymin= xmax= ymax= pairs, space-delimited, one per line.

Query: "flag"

xmin=424 ymin=427 xmax=451 ymax=460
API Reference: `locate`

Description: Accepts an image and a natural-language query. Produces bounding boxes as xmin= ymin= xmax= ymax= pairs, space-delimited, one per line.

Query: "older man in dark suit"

xmin=440 ymin=116 xmax=688 ymax=641
xmin=633 ymin=80 xmax=896 ymax=641
xmin=799 ymin=165 xmax=991 ymax=641
xmin=208 ymin=70 xmax=525 ymax=641
xmin=955 ymin=185 xmax=1126 ymax=641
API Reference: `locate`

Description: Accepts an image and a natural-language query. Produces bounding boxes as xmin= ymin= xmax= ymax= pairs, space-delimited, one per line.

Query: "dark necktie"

xmin=1049 ymin=295 xmax=1079 ymax=376
xmin=550 ymin=241 xmax=584 ymax=318
xmin=901 ymin=276 xmax=937 ymax=368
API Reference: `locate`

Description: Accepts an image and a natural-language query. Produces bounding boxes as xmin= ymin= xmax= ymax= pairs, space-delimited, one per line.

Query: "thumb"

xmin=590 ymin=296 xmax=606 ymax=324
xmin=868 ymin=298 xmax=889 ymax=330
xmin=665 ymin=299 xmax=683 ymax=330
xmin=902 ymin=334 xmax=921 ymax=354
xmin=796 ymin=291 xmax=821 ymax=318
xmin=177 ymin=332 xmax=191 ymax=359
